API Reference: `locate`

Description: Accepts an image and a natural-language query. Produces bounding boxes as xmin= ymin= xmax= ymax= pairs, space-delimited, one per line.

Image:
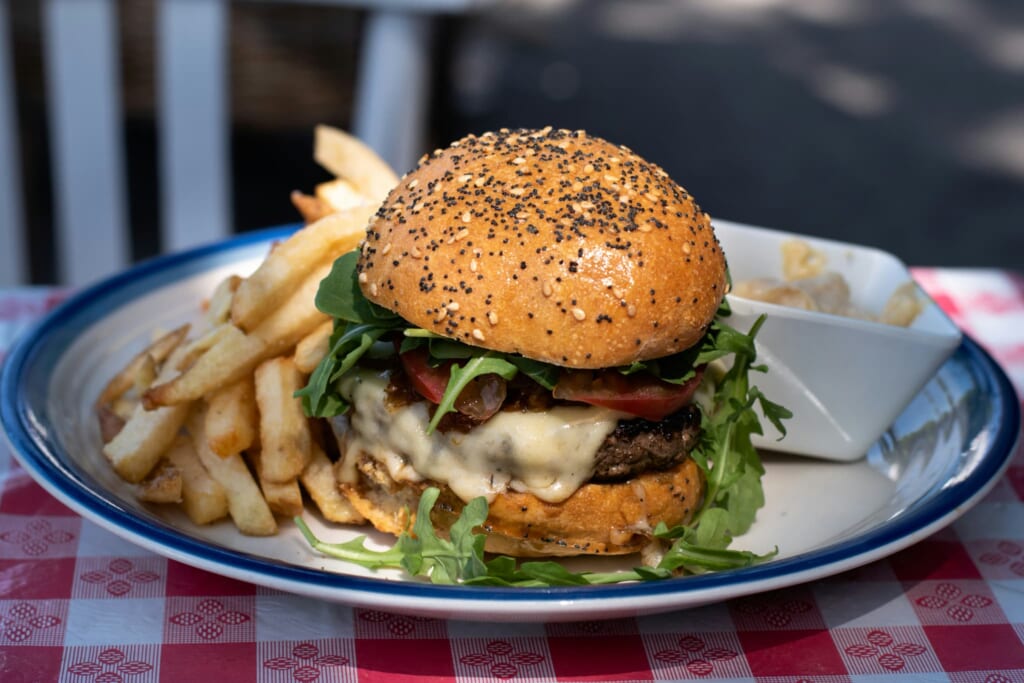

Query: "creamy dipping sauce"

xmin=733 ymin=239 xmax=923 ymax=327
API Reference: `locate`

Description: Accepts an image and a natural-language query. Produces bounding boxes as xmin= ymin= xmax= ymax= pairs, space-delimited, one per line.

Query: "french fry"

xmin=294 ymin=320 xmax=333 ymax=374
xmin=230 ymin=207 xmax=373 ymax=331
xmin=188 ymin=411 xmax=277 ymax=536
xmin=301 ymin=443 xmax=364 ymax=524
xmin=143 ymin=326 xmax=264 ymax=409
xmin=205 ymin=377 xmax=259 ymax=458
xmin=204 ymin=274 xmax=242 ymax=327
xmin=313 ymin=124 xmax=399 ymax=206
xmin=136 ymin=459 xmax=183 ymax=504
xmin=290 ymin=190 xmax=332 ymax=224
xmin=254 ymin=357 xmax=312 ymax=483
xmin=249 ymin=260 xmax=332 ymax=349
xmin=95 ymin=324 xmax=189 ymax=408
xmin=315 ymin=178 xmax=366 ymax=212
xmin=249 ymin=450 xmax=304 ymax=517
xmin=103 ymin=346 xmax=192 ymax=483
xmin=164 ymin=434 xmax=229 ymax=525
xmin=97 ymin=404 xmax=126 ymax=443
xmin=174 ymin=323 xmax=237 ymax=371
xmin=143 ymin=263 xmax=331 ymax=409
xmin=95 ymin=125 xmax=402 ymax=539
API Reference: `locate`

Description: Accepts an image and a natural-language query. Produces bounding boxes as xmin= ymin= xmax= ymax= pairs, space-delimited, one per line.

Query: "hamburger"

xmin=299 ymin=127 xmax=786 ymax=563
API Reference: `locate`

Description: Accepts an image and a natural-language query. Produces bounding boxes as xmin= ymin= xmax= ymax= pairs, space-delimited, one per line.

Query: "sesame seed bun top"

xmin=357 ymin=127 xmax=728 ymax=369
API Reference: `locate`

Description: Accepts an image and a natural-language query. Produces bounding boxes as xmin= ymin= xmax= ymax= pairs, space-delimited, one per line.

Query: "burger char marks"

xmin=591 ymin=405 xmax=702 ymax=482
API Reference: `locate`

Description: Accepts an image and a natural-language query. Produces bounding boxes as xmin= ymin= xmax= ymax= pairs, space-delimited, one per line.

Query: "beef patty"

xmin=590 ymin=405 xmax=702 ymax=482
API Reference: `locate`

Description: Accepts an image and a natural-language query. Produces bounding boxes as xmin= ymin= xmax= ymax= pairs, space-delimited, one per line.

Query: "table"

xmin=1 ymin=269 xmax=1022 ymax=681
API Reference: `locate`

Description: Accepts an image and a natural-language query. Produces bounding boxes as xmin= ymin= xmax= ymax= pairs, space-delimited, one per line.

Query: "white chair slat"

xmin=352 ymin=10 xmax=435 ymax=175
xmin=43 ymin=0 xmax=130 ymax=287
xmin=157 ymin=0 xmax=231 ymax=253
xmin=0 ymin=0 xmax=27 ymax=287
xmin=42 ymin=0 xmax=130 ymax=286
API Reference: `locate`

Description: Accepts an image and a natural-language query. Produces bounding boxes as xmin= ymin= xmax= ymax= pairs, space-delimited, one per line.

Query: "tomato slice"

xmin=401 ymin=344 xmax=703 ymax=422
xmin=397 ymin=346 xmax=507 ymax=421
xmin=398 ymin=346 xmax=450 ymax=404
xmin=552 ymin=367 xmax=705 ymax=421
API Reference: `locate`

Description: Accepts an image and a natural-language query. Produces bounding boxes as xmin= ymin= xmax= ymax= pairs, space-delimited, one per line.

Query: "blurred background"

xmin=3 ymin=0 xmax=1023 ymax=286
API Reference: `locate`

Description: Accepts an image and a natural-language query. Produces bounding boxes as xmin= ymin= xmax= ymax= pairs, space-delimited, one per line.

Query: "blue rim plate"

xmin=1 ymin=226 xmax=1020 ymax=622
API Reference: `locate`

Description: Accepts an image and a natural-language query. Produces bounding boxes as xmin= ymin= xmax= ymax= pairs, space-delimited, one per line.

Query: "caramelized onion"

xmin=455 ymin=374 xmax=507 ymax=421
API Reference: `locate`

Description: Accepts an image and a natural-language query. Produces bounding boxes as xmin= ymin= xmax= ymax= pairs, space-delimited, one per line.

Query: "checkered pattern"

xmin=1 ymin=274 xmax=1022 ymax=682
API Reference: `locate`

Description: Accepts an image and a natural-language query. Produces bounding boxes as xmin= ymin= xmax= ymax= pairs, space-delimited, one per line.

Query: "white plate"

xmin=1 ymin=226 xmax=1019 ymax=622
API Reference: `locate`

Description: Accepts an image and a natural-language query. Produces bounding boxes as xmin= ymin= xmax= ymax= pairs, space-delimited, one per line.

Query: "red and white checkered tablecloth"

xmin=1 ymin=271 xmax=1022 ymax=682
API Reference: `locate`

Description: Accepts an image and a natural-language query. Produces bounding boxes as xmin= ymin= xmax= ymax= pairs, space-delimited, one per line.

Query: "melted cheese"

xmin=337 ymin=370 xmax=622 ymax=503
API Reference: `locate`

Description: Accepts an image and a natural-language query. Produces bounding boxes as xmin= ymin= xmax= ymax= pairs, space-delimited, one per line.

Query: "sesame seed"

xmin=604 ymin=174 xmax=617 ymax=183
xmin=627 ymin=304 xmax=637 ymax=318
xmin=455 ymin=229 xmax=470 ymax=241
xmin=447 ymin=301 xmax=460 ymax=311
xmin=461 ymin=211 xmax=472 ymax=223
xmin=472 ymin=328 xmax=486 ymax=341
xmin=612 ymin=286 xmax=625 ymax=299
xmin=470 ymin=259 xmax=478 ymax=272
xmin=369 ymin=283 xmax=379 ymax=296
xmin=410 ymin=246 xmax=422 ymax=258
xmin=381 ymin=243 xmax=392 ymax=255
xmin=510 ymin=187 xmax=525 ymax=196
xmin=584 ymin=163 xmax=594 ymax=173
xmin=512 ymin=157 xmax=526 ymax=165
xmin=435 ymin=308 xmax=447 ymax=322
xmin=487 ymin=311 xmax=498 ymax=326
xmin=412 ymin=202 xmax=424 ymax=212
xmin=358 ymin=272 xmax=368 ymax=284
xmin=542 ymin=281 xmax=553 ymax=297
xmin=572 ymin=308 xmax=586 ymax=321
xmin=639 ymin=222 xmax=653 ymax=233
xmin=408 ymin=178 xmax=419 ymax=188
xmin=474 ymin=177 xmax=487 ymax=187
xmin=458 ymin=174 xmax=473 ymax=183
xmin=682 ymin=242 xmax=692 ymax=255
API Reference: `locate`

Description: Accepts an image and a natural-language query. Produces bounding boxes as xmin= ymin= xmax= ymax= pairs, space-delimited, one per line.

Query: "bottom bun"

xmin=338 ymin=452 xmax=705 ymax=557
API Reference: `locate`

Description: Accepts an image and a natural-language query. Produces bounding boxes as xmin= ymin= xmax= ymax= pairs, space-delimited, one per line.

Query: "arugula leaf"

xmin=428 ymin=354 xmax=520 ymax=433
xmin=314 ymin=251 xmax=403 ymax=326
xmin=294 ymin=487 xmax=491 ymax=585
xmin=507 ymin=356 xmax=560 ymax=390
xmin=682 ymin=314 xmax=793 ymax=547
xmin=296 ymin=324 xmax=389 ymax=416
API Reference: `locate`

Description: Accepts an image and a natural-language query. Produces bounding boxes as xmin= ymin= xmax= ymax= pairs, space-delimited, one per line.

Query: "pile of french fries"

xmin=95 ymin=126 xmax=399 ymax=536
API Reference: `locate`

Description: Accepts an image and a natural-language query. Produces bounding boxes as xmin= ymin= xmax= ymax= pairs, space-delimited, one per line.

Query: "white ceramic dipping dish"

xmin=715 ymin=220 xmax=963 ymax=461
